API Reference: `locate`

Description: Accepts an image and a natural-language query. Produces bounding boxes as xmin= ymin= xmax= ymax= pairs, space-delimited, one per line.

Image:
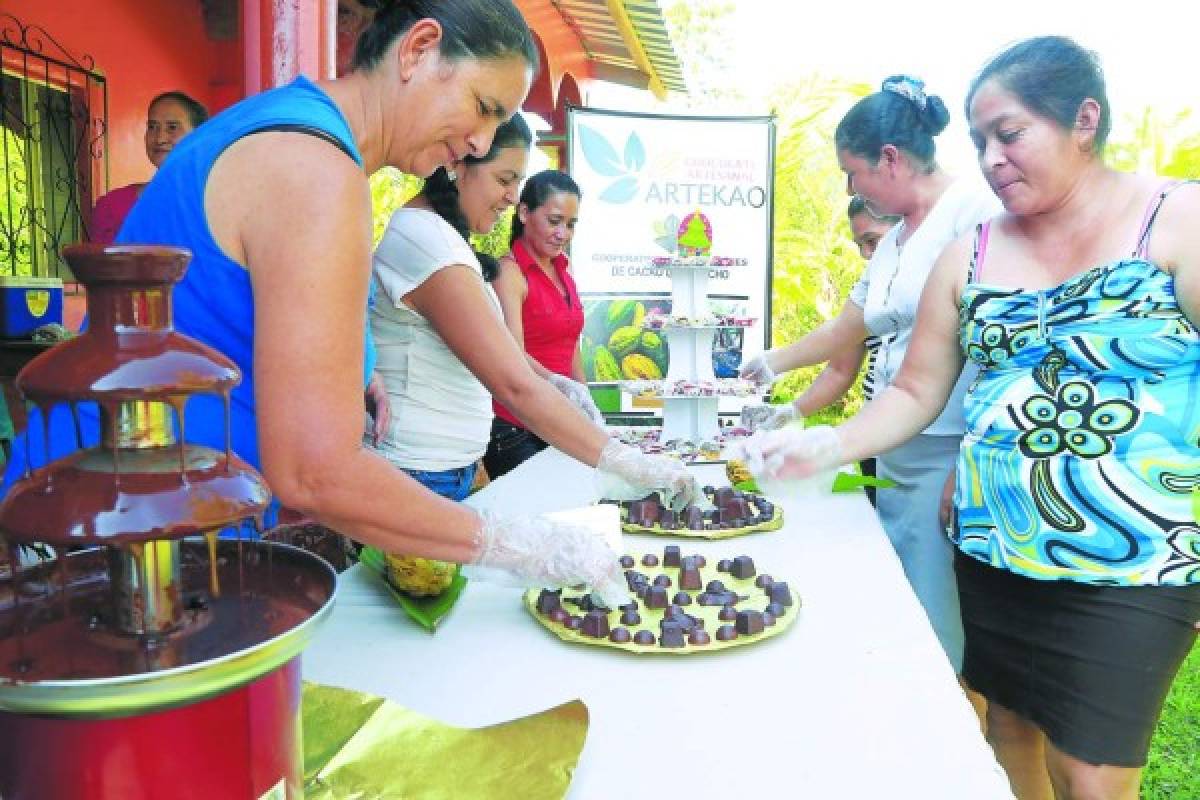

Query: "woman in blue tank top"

xmin=2 ymin=0 xmax=698 ymax=607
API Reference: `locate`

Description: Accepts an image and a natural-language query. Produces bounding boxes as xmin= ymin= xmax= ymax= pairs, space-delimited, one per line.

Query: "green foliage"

xmin=368 ymin=167 xmax=515 ymax=261
xmin=1143 ymin=645 xmax=1200 ymax=800
xmin=766 ymin=76 xmax=872 ymax=422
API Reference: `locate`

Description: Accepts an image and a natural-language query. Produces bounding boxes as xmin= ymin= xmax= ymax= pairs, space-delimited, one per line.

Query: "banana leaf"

xmin=357 ymin=546 xmax=468 ymax=633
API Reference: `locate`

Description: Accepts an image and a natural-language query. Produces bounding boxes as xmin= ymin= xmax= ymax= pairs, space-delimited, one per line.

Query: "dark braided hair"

xmin=353 ymin=0 xmax=538 ymax=73
xmin=510 ymin=170 xmax=582 ymax=247
xmin=422 ymin=113 xmax=532 ymax=281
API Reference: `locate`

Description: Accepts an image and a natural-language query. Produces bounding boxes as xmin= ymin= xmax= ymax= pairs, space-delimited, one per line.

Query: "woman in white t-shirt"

xmin=740 ymin=76 xmax=1001 ymax=672
xmin=367 ymin=115 xmax=698 ymax=513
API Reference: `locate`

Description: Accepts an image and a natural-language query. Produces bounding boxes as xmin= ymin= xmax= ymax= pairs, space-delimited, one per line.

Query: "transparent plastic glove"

xmin=547 ymin=373 xmax=605 ymax=425
xmin=738 ymin=352 xmax=776 ymax=386
xmin=595 ymin=439 xmax=700 ymax=512
xmin=740 ymin=403 xmax=800 ymax=432
xmin=468 ymin=509 xmax=630 ymax=608
xmin=732 ymin=425 xmax=843 ymax=497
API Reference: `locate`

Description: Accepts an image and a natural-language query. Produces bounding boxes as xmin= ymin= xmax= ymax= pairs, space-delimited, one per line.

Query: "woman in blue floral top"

xmin=742 ymin=36 xmax=1199 ymax=799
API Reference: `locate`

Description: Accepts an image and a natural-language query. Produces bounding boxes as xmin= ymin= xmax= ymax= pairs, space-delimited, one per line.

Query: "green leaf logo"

xmin=578 ymin=125 xmax=644 ymax=204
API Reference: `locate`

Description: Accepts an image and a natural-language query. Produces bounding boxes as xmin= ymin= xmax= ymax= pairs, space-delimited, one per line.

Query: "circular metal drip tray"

xmin=0 ymin=539 xmax=337 ymax=718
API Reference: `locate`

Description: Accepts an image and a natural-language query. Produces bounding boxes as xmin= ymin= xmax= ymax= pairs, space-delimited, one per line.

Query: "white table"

xmin=304 ymin=449 xmax=1013 ymax=799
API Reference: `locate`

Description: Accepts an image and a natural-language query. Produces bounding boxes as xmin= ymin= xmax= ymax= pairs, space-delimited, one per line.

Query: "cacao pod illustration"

xmin=593 ymin=346 xmax=621 ymax=381
xmin=639 ymin=330 xmax=669 ymax=372
xmin=605 ymin=299 xmax=645 ymax=332
xmin=607 ymin=325 xmax=642 ymax=359
xmin=621 ymin=353 xmax=663 ymax=380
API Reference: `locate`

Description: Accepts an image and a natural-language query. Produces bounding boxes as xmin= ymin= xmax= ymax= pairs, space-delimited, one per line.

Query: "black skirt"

xmin=955 ymin=550 xmax=1200 ymax=767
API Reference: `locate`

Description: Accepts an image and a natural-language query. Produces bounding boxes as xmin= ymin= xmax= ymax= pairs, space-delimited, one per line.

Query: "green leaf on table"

xmin=358 ymin=546 xmax=468 ymax=633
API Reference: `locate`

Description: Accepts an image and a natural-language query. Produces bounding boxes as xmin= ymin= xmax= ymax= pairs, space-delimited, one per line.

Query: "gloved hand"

xmin=740 ymin=402 xmax=800 ymax=432
xmin=547 ymin=373 xmax=605 ymax=425
xmin=733 ymin=425 xmax=843 ymax=496
xmin=469 ymin=509 xmax=630 ymax=608
xmin=738 ymin=352 xmax=776 ymax=386
xmin=595 ymin=439 xmax=700 ymax=512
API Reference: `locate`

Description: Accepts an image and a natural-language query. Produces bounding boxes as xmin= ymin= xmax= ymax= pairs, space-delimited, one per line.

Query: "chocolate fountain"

xmin=0 ymin=245 xmax=337 ymax=800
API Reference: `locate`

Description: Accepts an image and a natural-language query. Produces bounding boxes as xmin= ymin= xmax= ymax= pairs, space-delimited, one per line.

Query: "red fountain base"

xmin=0 ymin=659 xmax=301 ymax=800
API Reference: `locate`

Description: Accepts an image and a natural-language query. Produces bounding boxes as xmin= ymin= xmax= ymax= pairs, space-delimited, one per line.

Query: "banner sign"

xmin=566 ymin=107 xmax=775 ymax=412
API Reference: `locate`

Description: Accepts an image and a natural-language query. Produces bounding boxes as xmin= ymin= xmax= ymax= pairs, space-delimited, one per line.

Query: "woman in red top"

xmin=486 ymin=169 xmax=602 ymax=478
xmin=91 ymin=91 xmax=208 ymax=244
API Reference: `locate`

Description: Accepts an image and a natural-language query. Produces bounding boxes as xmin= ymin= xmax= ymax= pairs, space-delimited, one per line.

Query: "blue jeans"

xmin=404 ymin=463 xmax=478 ymax=502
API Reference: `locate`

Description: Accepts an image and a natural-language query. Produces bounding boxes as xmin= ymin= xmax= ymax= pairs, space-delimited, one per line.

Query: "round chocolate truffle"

xmin=620 ymin=610 xmax=641 ymax=626
xmin=718 ymin=605 xmax=738 ymax=621
xmin=642 ymin=554 xmax=660 ymax=567
xmin=706 ymin=580 xmax=726 ymax=593
xmin=653 ymin=574 xmax=672 ymax=588
xmin=672 ymin=591 xmax=693 ymax=606
xmin=609 ymin=627 xmax=632 ymax=643
xmin=633 ymin=630 xmax=656 ymax=646
xmin=619 ymin=555 xmax=636 ymax=569
xmin=688 ymin=629 xmax=711 ymax=646
xmin=715 ymin=624 xmax=738 ymax=641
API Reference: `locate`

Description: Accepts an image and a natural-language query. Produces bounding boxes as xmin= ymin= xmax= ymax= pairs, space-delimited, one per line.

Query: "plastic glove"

xmin=595 ymin=439 xmax=700 ymax=512
xmin=732 ymin=425 xmax=843 ymax=496
xmin=738 ymin=352 xmax=776 ymax=386
xmin=469 ymin=509 xmax=630 ymax=608
xmin=547 ymin=373 xmax=606 ymax=425
xmin=740 ymin=403 xmax=800 ymax=432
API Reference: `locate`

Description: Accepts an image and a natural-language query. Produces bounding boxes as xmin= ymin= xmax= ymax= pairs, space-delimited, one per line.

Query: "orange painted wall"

xmin=4 ymin=0 xmax=229 ymax=194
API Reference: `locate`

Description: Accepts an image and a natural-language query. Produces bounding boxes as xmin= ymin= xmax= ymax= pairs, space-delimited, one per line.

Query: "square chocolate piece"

xmin=730 ymin=555 xmax=756 ymax=579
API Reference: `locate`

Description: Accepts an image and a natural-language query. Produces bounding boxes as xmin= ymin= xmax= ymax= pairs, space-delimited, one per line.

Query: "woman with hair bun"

xmin=740 ymin=76 xmax=1001 ymax=672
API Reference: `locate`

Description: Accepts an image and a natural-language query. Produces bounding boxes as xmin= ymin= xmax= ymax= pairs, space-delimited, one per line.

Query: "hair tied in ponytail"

xmin=881 ymin=75 xmax=928 ymax=111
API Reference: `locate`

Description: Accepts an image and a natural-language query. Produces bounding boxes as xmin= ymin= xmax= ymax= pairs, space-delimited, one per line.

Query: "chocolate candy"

xmin=621 ymin=610 xmax=641 ymax=626
xmin=713 ymin=487 xmax=736 ymax=506
xmin=735 ymin=610 xmax=765 ymax=635
xmin=765 ymin=602 xmax=786 ymax=618
xmin=566 ymin=615 xmax=583 ymax=631
xmin=678 ymin=557 xmax=703 ymax=590
xmin=716 ymin=559 xmax=733 ymax=573
xmin=693 ymin=555 xmax=707 ymax=568
xmin=688 ymin=629 xmax=712 ymax=646
xmin=706 ymin=580 xmax=726 ymax=593
xmin=696 ymin=592 xmax=722 ymax=606
xmin=730 ymin=555 xmax=756 ymax=579
xmin=659 ymin=510 xmax=678 ymax=530
xmin=663 ymin=545 xmax=682 ymax=567
xmin=715 ymin=624 xmax=738 ymax=641
xmin=659 ymin=622 xmax=686 ymax=648
xmin=755 ymin=574 xmax=773 ymax=589
xmin=633 ymin=630 xmax=656 ymax=646
xmin=629 ymin=499 xmax=661 ymax=526
xmin=653 ymin=574 xmax=672 ymax=588
xmin=718 ymin=605 xmax=738 ymax=621
xmin=581 ymin=611 xmax=610 ymax=639
xmin=672 ymin=591 xmax=693 ymax=606
xmin=625 ymin=570 xmax=647 ymax=591
xmin=619 ymin=600 xmax=639 ymax=612
xmin=643 ymin=586 xmax=670 ymax=609
xmin=548 ymin=608 xmax=570 ymax=624
xmin=642 ymin=554 xmax=659 ymax=567
xmin=763 ymin=612 xmax=776 ymax=627
xmin=683 ymin=507 xmax=705 ymax=530
xmin=619 ymin=555 xmax=635 ymax=569
xmin=609 ymin=627 xmax=632 ymax=643
xmin=766 ymin=582 xmax=793 ymax=606
xmin=536 ymin=589 xmax=562 ymax=614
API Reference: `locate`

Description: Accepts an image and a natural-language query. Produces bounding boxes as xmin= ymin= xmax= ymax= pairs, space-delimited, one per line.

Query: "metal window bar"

xmin=1 ymin=12 xmax=107 ymax=280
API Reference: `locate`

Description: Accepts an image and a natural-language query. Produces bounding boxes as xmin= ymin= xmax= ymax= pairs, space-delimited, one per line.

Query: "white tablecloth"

xmin=303 ymin=449 xmax=1014 ymax=799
